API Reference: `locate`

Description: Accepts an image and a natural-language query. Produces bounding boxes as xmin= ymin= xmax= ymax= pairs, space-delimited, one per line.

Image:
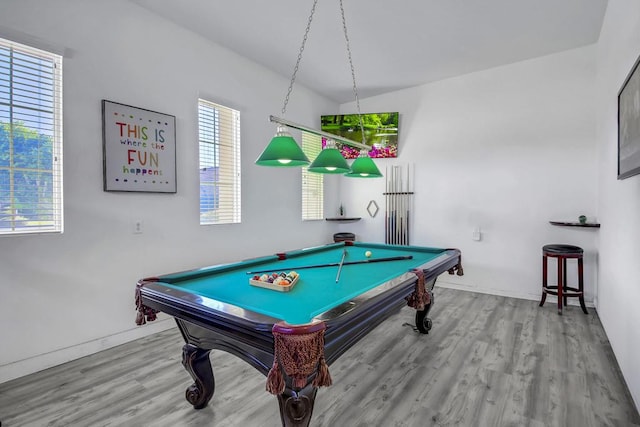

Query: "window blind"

xmin=301 ymin=131 xmax=323 ymax=220
xmin=198 ymin=99 xmax=241 ymax=225
xmin=0 ymin=38 xmax=63 ymax=235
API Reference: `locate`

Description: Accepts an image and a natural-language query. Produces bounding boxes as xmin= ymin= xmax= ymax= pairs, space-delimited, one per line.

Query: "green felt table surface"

xmin=157 ymin=242 xmax=447 ymax=324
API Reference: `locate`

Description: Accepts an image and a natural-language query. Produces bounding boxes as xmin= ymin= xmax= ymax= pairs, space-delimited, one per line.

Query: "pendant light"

xmin=255 ymin=0 xmax=319 ymax=168
xmin=255 ymin=124 xmax=309 ymax=166
xmin=308 ymin=139 xmax=350 ymax=174
xmin=256 ymin=0 xmax=383 ymax=178
xmin=345 ymin=149 xmax=383 ymax=177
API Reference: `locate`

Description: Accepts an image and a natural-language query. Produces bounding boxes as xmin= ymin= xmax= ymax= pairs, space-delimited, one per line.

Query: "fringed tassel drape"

xmin=406 ymin=268 xmax=430 ymax=311
xmin=135 ymin=280 xmax=159 ymax=325
xmin=266 ymin=322 xmax=332 ymax=394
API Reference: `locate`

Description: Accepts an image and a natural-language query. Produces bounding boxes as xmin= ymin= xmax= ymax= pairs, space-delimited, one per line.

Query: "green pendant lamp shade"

xmin=308 ymin=139 xmax=350 ymax=174
xmin=256 ymin=125 xmax=310 ymax=167
xmin=345 ymin=149 xmax=383 ymax=177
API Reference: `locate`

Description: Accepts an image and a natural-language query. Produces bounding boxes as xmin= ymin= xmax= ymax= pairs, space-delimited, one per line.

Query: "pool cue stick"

xmin=394 ymin=166 xmax=397 ymax=245
xmin=396 ymin=166 xmax=402 ymax=245
xmin=406 ymin=206 xmax=410 ymax=245
xmin=246 ymin=255 xmax=414 ymax=275
xmin=402 ymin=165 xmax=406 ymax=245
xmin=401 ymin=166 xmax=405 ymax=245
xmin=393 ymin=167 xmax=397 ymax=244
xmin=385 ymin=166 xmax=389 ymax=243
xmin=386 ymin=169 xmax=389 ymax=243
xmin=388 ymin=168 xmax=391 ymax=244
xmin=395 ymin=166 xmax=399 ymax=244
xmin=406 ymin=164 xmax=410 ymax=244
xmin=391 ymin=166 xmax=396 ymax=244
xmin=394 ymin=167 xmax=397 ymax=244
xmin=388 ymin=166 xmax=392 ymax=244
xmin=404 ymin=186 xmax=408 ymax=244
xmin=390 ymin=166 xmax=393 ymax=243
xmin=335 ymin=249 xmax=347 ymax=282
xmin=398 ymin=167 xmax=402 ymax=245
xmin=387 ymin=167 xmax=392 ymax=244
xmin=391 ymin=166 xmax=395 ymax=244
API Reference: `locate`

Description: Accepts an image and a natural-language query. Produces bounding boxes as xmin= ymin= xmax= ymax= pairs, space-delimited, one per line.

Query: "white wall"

xmin=338 ymin=46 xmax=599 ymax=304
xmin=2 ymin=1 xmax=638 ymax=412
xmin=0 ymin=0 xmax=339 ymax=383
xmin=595 ymin=0 xmax=640 ymax=410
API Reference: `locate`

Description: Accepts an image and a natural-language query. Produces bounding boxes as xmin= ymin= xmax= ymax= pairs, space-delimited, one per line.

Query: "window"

xmin=198 ymin=99 xmax=241 ymax=225
xmin=0 ymin=38 xmax=63 ymax=235
xmin=301 ymin=131 xmax=323 ymax=220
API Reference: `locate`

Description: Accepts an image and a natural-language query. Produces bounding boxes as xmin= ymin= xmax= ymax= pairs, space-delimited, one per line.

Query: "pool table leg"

xmin=276 ymin=383 xmax=318 ymax=427
xmin=415 ymin=291 xmax=434 ymax=334
xmin=182 ymin=344 xmax=215 ymax=409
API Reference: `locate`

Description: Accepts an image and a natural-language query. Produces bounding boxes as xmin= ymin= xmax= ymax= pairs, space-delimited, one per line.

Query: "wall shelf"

xmin=325 ymin=217 xmax=361 ymax=222
xmin=549 ymin=221 xmax=601 ymax=228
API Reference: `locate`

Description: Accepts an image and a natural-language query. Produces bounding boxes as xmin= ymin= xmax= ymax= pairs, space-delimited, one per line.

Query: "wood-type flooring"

xmin=1 ymin=287 xmax=638 ymax=426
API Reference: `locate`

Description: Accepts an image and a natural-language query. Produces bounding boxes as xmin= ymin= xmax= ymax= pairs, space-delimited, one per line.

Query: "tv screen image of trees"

xmin=321 ymin=112 xmax=398 ymax=159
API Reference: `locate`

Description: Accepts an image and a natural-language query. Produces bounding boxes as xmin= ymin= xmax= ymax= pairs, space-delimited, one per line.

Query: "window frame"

xmin=198 ymin=98 xmax=241 ymax=225
xmin=0 ymin=37 xmax=63 ymax=235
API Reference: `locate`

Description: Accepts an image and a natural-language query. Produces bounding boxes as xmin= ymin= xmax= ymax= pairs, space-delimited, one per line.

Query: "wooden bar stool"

xmin=333 ymin=232 xmax=355 ymax=243
xmin=539 ymin=244 xmax=588 ymax=315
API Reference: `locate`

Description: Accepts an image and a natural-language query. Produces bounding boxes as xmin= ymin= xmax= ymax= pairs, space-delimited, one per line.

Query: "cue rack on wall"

xmin=384 ymin=165 xmax=414 ymax=245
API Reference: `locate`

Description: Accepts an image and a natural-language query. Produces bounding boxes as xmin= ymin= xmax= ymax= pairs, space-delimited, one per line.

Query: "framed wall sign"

xmin=102 ymin=100 xmax=177 ymax=192
xmin=618 ymin=53 xmax=640 ymax=180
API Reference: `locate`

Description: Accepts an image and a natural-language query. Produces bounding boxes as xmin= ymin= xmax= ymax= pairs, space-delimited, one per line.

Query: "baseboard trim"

xmin=0 ymin=318 xmax=174 ymax=385
xmin=436 ymin=280 xmax=595 ymax=308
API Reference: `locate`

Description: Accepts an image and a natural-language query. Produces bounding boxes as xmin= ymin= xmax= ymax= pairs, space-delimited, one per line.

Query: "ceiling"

xmin=132 ymin=0 xmax=608 ymax=103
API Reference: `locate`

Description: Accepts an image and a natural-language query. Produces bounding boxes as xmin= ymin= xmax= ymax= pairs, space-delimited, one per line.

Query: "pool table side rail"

xmin=259 ymin=241 xmax=449 ymax=260
xmin=349 ymin=241 xmax=454 ymax=254
xmin=322 ymin=272 xmax=422 ymax=364
xmin=154 ymin=242 xmax=449 ymax=285
xmin=138 ymin=247 xmax=459 ymax=329
xmin=314 ymin=250 xmax=458 ymax=321
xmin=138 ymin=278 xmax=280 ymax=324
xmin=320 ymin=249 xmax=461 ymax=363
xmin=137 ymin=279 xmax=278 ymax=349
xmin=154 ymin=243 xmax=346 ymax=284
xmin=156 ymin=255 xmax=281 ymax=284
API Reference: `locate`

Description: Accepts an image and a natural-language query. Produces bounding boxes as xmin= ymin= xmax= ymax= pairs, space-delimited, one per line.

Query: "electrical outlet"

xmin=133 ymin=220 xmax=143 ymax=234
xmin=472 ymin=227 xmax=482 ymax=241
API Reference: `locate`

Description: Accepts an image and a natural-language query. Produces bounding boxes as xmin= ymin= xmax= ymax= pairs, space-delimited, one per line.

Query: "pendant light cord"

xmin=281 ymin=0 xmax=367 ymax=148
xmin=339 ymin=0 xmax=366 ymax=145
xmin=281 ymin=0 xmax=319 ymax=116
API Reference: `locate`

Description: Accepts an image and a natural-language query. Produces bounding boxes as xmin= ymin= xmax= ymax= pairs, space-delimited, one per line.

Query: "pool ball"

xmin=365 ymin=251 xmax=372 ymax=258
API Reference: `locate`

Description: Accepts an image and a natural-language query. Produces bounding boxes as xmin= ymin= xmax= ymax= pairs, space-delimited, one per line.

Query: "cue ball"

xmin=365 ymin=251 xmax=372 ymax=258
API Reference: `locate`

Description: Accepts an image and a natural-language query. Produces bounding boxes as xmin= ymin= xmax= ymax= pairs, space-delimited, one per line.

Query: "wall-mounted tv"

xmin=320 ymin=112 xmax=398 ymax=158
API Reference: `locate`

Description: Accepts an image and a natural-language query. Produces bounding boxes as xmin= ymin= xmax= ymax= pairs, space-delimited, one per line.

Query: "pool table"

xmin=135 ymin=242 xmax=462 ymax=427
